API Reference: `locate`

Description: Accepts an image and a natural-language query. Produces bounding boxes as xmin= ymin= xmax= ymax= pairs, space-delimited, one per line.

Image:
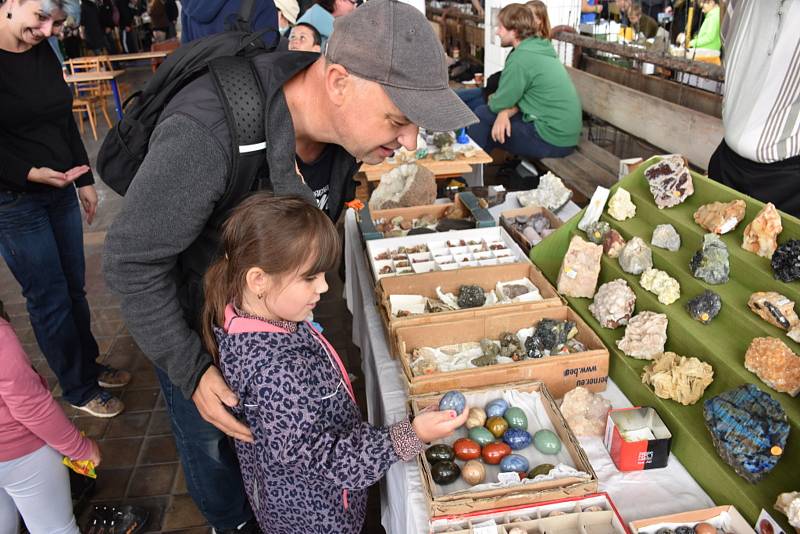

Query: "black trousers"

xmin=708 ymin=139 xmax=800 ymax=218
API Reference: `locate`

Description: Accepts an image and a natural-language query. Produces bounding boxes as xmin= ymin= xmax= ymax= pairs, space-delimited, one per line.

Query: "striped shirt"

xmin=721 ymin=0 xmax=800 ymax=163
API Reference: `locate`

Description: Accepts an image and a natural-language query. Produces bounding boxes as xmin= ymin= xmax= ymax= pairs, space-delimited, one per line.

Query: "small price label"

xmin=472 ymin=520 xmax=498 ymax=534
xmin=497 ymin=471 xmax=520 ymax=484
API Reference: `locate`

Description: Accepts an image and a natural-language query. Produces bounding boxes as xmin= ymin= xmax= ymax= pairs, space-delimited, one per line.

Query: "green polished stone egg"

xmin=503 ymin=407 xmax=528 ymax=429
xmin=468 ymin=426 xmax=496 ymax=447
xmin=533 ymin=429 xmax=562 ymax=455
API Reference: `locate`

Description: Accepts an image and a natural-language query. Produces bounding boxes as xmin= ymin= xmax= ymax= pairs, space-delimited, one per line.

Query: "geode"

xmin=693 ymin=199 xmax=746 ymax=234
xmin=517 ymin=172 xmax=573 ymax=211
xmin=744 ymin=337 xmax=800 ymax=397
xmin=525 ymin=319 xmax=577 ymax=358
xmin=748 ymin=292 xmax=799 ymax=330
xmin=457 ymin=285 xmax=486 ymax=308
xmin=771 ymin=240 xmax=800 ymax=282
xmin=703 ymin=384 xmax=789 ymax=483
xmin=644 ymin=155 xmax=694 ymax=209
xmin=685 ymin=290 xmax=722 ymax=324
xmin=690 ymin=233 xmax=730 ymax=285
xmin=585 ymin=220 xmax=611 ymax=244
xmin=641 ymin=351 xmax=714 ymax=405
xmin=616 ymin=311 xmax=668 ymax=359
xmin=640 ymin=268 xmax=681 ymax=305
xmin=557 ymin=236 xmax=603 ymax=298
xmin=589 ymin=279 xmax=636 ymax=328
xmin=619 ymin=237 xmax=653 ymax=275
xmin=607 ymin=187 xmax=637 ymax=221
xmin=742 ymin=203 xmax=782 ymax=258
xmin=651 ymin=224 xmax=681 ymax=252
xmin=603 ymin=229 xmax=626 ymax=258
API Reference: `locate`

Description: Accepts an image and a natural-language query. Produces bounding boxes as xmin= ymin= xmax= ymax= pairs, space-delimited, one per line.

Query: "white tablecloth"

xmin=343 ymin=193 xmax=713 ymax=534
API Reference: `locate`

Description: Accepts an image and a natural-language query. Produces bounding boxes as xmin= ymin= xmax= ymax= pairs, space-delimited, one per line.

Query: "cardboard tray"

xmin=395 ymin=306 xmax=610 ymax=397
xmin=377 ymin=263 xmax=565 ymax=357
xmin=411 ymin=381 xmax=598 ymax=518
xmin=500 ymin=205 xmax=563 ymax=254
xmin=630 ymin=505 xmax=756 ymax=534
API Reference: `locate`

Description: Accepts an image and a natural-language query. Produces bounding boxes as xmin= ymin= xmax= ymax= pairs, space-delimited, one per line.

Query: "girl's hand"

xmin=85 ymin=439 xmax=102 ymax=467
xmin=26 ymin=167 xmax=79 ymax=188
xmin=78 ymin=185 xmax=98 ymax=225
xmin=491 ymin=111 xmax=512 ymax=144
xmin=411 ymin=407 xmax=469 ymax=443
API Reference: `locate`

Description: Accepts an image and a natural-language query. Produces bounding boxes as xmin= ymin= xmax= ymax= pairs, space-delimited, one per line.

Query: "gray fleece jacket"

xmin=102 ymin=52 xmax=358 ymax=398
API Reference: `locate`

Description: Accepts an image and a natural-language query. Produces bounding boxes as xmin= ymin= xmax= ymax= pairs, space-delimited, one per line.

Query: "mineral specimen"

xmin=525 ymin=319 xmax=577 ymax=358
xmin=425 ymin=444 xmax=455 ymax=464
xmin=438 ymin=391 xmax=466 ymax=413
xmin=617 ymin=311 xmax=668 ymax=359
xmin=772 ymin=240 xmax=800 ymax=282
xmin=775 ymin=492 xmax=800 ymax=530
xmin=466 ymin=407 xmax=487 ymax=429
xmin=461 ymin=460 xmax=486 ymax=485
xmin=503 ymin=407 xmax=528 ymax=429
xmin=369 ymin=163 xmax=436 ymax=210
xmin=619 ymin=237 xmax=654 ymax=275
xmin=744 ymin=337 xmax=800 ymax=397
xmin=644 ymin=155 xmax=694 ymax=208
xmin=471 ymin=352 xmax=497 ymax=367
xmin=690 ymin=234 xmax=730 ymax=284
xmin=517 ymin=172 xmax=573 ymax=211
xmin=499 ymin=331 xmax=525 ymax=360
xmin=640 ymin=268 xmax=681 ymax=305
xmin=502 ymin=428 xmax=533 ymax=450
xmin=651 ymin=224 xmax=681 ymax=252
xmin=589 ymin=279 xmax=636 ymax=328
xmin=748 ymin=292 xmax=799 ymax=330
xmin=607 ymin=187 xmax=637 ymax=221
xmin=604 ymin=229 xmax=626 ymax=258
xmin=453 ymin=438 xmax=481 ymax=460
xmin=578 ymin=186 xmax=610 ymax=231
xmin=560 ymin=386 xmax=612 ymax=436
xmin=457 ymin=285 xmax=486 ymax=308
xmin=703 ymin=384 xmax=789 ymax=483
xmin=486 ymin=399 xmax=509 ymax=418
xmin=557 ymin=236 xmax=603 ymax=298
xmin=468 ymin=426 xmax=495 ymax=446
xmin=486 ymin=416 xmax=509 ymax=438
xmin=482 ymin=442 xmax=512 ymax=464
xmin=527 ymin=463 xmax=554 ymax=478
xmin=641 ymin=351 xmax=714 ymax=405
xmin=532 ymin=429 xmax=562 ymax=454
xmin=693 ymin=199 xmax=746 ymax=234
xmin=685 ymin=290 xmax=722 ymax=324
xmin=431 ymin=460 xmax=460 ymax=484
xmin=500 ymin=454 xmax=530 ymax=473
xmin=480 ymin=338 xmax=500 ymax=359
xmin=742 ymin=203 xmax=782 ymax=258
xmin=585 ymin=220 xmax=611 ymax=244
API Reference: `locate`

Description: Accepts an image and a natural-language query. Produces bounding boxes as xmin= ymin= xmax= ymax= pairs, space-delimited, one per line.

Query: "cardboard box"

xmin=395 ymin=306 xmax=610 ymax=397
xmin=430 ymin=493 xmax=628 ymax=533
xmin=500 ymin=206 xmax=563 ymax=254
xmin=630 ymin=505 xmax=756 ymax=534
xmin=412 ymin=382 xmax=599 ymax=519
xmin=603 ymin=407 xmax=672 ymax=472
xmin=377 ymin=263 xmax=564 ymax=357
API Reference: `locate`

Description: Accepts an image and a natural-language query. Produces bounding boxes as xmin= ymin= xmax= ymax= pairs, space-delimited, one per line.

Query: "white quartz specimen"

xmin=578 ymin=186 xmax=611 ymax=231
xmin=607 ymin=187 xmax=637 ymax=221
xmin=651 ymin=224 xmax=681 ymax=251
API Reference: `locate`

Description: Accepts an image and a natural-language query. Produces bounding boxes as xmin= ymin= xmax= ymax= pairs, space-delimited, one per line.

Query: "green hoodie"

xmin=489 ymin=37 xmax=582 ymax=148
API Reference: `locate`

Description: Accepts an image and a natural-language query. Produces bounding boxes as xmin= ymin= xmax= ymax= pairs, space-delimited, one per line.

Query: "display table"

xmin=65 ymin=70 xmax=126 ymax=120
xmin=343 ymin=192 xmax=714 ymax=534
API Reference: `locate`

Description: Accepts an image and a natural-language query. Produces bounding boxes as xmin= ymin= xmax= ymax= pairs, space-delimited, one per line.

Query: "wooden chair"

xmin=96 ymin=55 xmax=130 ymax=103
xmin=65 ymin=57 xmax=113 ymax=128
xmin=150 ymin=38 xmax=180 ymax=72
xmin=72 ymin=95 xmax=98 ymax=140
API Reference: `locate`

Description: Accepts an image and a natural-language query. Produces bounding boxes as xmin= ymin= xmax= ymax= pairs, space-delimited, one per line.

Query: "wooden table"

xmin=104 ymin=51 xmax=170 ymax=62
xmin=65 ymin=70 xmax=126 ymax=120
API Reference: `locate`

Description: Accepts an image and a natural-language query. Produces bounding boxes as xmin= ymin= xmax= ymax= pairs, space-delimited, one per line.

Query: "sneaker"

xmin=84 ymin=504 xmax=149 ymax=533
xmin=72 ymin=391 xmax=125 ymax=418
xmin=97 ymin=365 xmax=131 ymax=388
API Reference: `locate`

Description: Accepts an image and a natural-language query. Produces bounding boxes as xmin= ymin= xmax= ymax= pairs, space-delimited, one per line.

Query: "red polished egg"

xmin=481 ymin=442 xmax=512 ymax=465
xmin=453 ymin=438 xmax=481 ymax=461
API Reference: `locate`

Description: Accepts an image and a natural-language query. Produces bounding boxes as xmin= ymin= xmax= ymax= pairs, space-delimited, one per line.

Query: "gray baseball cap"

xmin=325 ymin=0 xmax=478 ymax=132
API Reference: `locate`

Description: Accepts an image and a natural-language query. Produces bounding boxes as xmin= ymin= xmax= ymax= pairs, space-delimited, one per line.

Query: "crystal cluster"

xmin=690 ymin=233 xmax=730 ymax=285
xmin=518 ymin=172 xmax=573 ymax=211
xmin=607 ymin=187 xmax=637 ymax=221
xmin=585 ymin=221 xmax=611 ymax=244
xmin=703 ymin=384 xmax=789 ymax=483
xmin=641 ymin=351 xmax=714 ymax=405
xmin=560 ymin=386 xmax=611 ymax=436
xmin=644 ymin=156 xmax=694 ymax=209
xmin=651 ymin=224 xmax=681 ymax=251
xmin=588 ymin=279 xmax=636 ymax=328
xmin=693 ymin=199 xmax=746 ymax=234
xmin=685 ymin=290 xmax=722 ymax=324
xmin=616 ymin=311 xmax=668 ymax=359
xmin=744 ymin=337 xmax=800 ymax=397
xmin=557 ymin=236 xmax=602 ymax=298
xmin=457 ymin=285 xmax=486 ymax=308
xmin=619 ymin=237 xmax=653 ymax=275
xmin=640 ymin=268 xmax=681 ymax=305
xmin=772 ymin=240 xmax=800 ymax=283
xmin=525 ymin=319 xmax=578 ymax=358
xmin=775 ymin=492 xmax=800 ymax=530
xmin=742 ymin=203 xmax=782 ymax=258
xmin=369 ymin=163 xmax=436 ymax=210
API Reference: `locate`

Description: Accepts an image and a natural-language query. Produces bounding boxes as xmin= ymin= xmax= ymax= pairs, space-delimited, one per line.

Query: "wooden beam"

xmin=568 ymin=67 xmax=723 ymax=170
xmin=555 ymin=31 xmax=725 ymax=81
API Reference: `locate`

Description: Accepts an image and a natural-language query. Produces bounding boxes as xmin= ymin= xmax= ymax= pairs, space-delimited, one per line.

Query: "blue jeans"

xmin=457 ymin=87 xmax=485 ymax=113
xmin=468 ymin=104 xmax=575 ymax=160
xmin=0 ymin=187 xmax=101 ymax=406
xmin=156 ymin=368 xmax=253 ymax=530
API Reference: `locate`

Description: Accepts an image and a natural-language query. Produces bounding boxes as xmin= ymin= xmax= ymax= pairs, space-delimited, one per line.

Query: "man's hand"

xmin=78 ymin=185 xmax=98 ymax=225
xmin=192 ymin=366 xmax=254 ymax=443
xmin=491 ymin=110 xmax=513 ymax=144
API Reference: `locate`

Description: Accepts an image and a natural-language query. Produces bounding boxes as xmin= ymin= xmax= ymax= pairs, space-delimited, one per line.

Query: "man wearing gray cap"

xmin=103 ymin=1 xmax=476 ymax=531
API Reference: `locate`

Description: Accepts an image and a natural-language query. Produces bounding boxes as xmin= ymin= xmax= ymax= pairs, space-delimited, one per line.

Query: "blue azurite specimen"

xmin=503 ymin=428 xmax=533 ymax=450
xmin=703 ymin=384 xmax=789 ymax=483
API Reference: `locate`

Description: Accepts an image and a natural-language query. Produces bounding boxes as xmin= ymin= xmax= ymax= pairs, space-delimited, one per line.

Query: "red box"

xmin=603 ymin=407 xmax=672 ymax=471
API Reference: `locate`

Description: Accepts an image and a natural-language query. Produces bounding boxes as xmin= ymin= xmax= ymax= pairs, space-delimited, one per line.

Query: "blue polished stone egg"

xmin=438 ymin=391 xmax=466 ymax=414
xmin=499 ymin=454 xmax=529 ymax=474
xmin=503 ymin=428 xmax=532 ymax=450
xmin=485 ymin=399 xmax=509 ymax=418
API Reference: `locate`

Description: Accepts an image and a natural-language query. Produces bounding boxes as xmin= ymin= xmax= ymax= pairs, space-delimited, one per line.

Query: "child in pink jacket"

xmin=0 ymin=302 xmax=101 ymax=534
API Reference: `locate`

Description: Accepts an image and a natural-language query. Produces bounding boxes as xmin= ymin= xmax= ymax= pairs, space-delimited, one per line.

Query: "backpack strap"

xmin=207 ymin=56 xmax=267 ymax=225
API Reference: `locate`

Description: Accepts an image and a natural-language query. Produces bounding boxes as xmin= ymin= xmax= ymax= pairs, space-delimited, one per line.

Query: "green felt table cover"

xmin=530 ymin=157 xmax=799 ymax=530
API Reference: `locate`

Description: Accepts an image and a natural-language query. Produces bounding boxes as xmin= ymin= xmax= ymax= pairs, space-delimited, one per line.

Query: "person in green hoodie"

xmin=686 ymin=0 xmax=720 ymax=51
xmin=467 ymin=1 xmax=582 ymax=160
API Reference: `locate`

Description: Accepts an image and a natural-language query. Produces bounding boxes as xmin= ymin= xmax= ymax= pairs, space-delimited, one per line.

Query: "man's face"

xmin=288 ymin=25 xmax=320 ymax=52
xmin=331 ymin=74 xmax=419 ymax=164
xmin=496 ymin=23 xmax=517 ymax=47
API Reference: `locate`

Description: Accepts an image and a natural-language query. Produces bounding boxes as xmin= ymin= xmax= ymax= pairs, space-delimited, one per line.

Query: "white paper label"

xmin=473 ymin=520 xmax=499 ymax=534
xmin=497 ymin=471 xmax=520 ymax=484
xmin=777 ymin=298 xmax=790 ymax=306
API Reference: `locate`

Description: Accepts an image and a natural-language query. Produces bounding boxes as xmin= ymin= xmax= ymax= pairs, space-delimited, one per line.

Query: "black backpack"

xmin=96 ymin=0 xmax=278 ymax=198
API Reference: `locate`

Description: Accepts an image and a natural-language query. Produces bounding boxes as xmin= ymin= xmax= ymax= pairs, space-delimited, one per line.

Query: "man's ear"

xmin=325 ymin=63 xmax=350 ymax=106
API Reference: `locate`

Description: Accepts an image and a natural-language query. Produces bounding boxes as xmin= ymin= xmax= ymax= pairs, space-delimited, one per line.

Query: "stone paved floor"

xmin=1 ymin=66 xmax=384 ymax=533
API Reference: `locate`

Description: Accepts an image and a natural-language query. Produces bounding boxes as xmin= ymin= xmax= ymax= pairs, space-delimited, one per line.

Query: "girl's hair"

xmin=525 ymin=0 xmax=552 ymax=40
xmin=21 ymin=0 xmax=81 ymax=21
xmin=498 ymin=4 xmax=538 ymax=42
xmin=201 ymin=194 xmax=340 ymax=359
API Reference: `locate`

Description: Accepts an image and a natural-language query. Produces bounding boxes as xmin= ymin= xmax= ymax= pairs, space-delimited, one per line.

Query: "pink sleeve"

xmin=0 ymin=323 xmax=93 ymax=460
